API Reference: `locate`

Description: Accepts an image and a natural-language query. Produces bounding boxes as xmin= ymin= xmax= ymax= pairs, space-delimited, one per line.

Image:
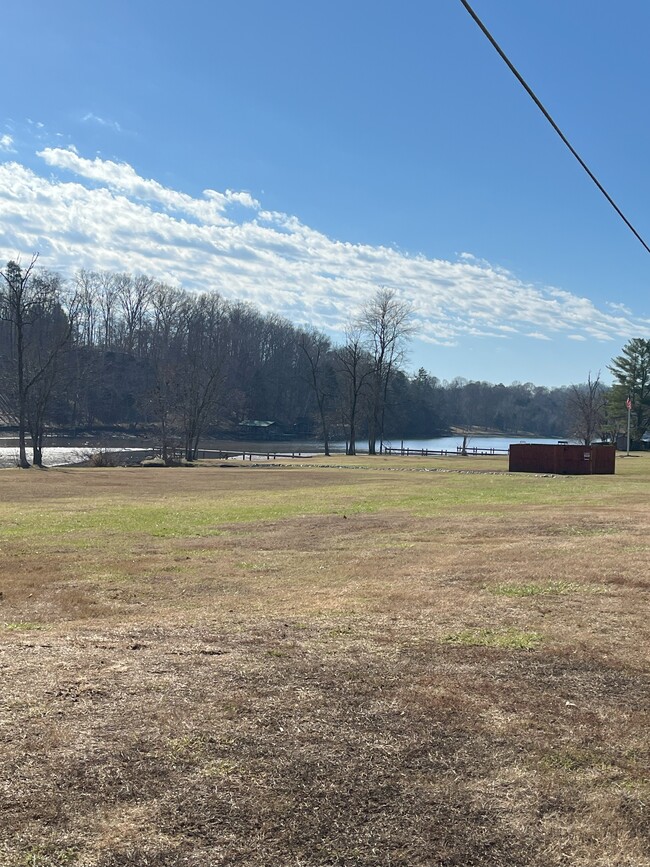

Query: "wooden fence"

xmin=200 ymin=446 xmax=509 ymax=460
xmin=197 ymin=449 xmax=312 ymax=461
xmin=382 ymin=445 xmax=509 ymax=457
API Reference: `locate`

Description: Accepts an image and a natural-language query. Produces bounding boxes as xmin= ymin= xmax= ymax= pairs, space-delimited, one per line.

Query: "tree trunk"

xmin=18 ymin=417 xmax=30 ymax=468
xmin=347 ymin=420 xmax=356 ymax=455
xmin=17 ymin=316 xmax=30 ymax=468
xmin=161 ymin=413 xmax=169 ymax=464
xmin=368 ymin=414 xmax=377 ymax=455
xmin=318 ymin=398 xmax=330 ymax=456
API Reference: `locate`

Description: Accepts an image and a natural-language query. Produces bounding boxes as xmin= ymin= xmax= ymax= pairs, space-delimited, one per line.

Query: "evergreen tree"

xmin=607 ymin=338 xmax=650 ymax=440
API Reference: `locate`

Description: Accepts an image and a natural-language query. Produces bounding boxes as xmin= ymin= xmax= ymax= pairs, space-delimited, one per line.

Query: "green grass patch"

xmin=83 ymin=569 xmax=132 ymax=583
xmin=328 ymin=624 xmax=355 ymax=636
xmin=540 ymin=748 xmax=612 ymax=772
xmin=16 ymin=845 xmax=78 ymax=867
xmin=0 ymin=465 xmax=633 ymax=547
xmin=488 ymin=581 xmax=607 ymax=597
xmin=443 ymin=627 xmax=542 ymax=650
xmin=559 ymin=526 xmax=619 ymax=537
xmin=4 ymin=621 xmax=43 ymax=631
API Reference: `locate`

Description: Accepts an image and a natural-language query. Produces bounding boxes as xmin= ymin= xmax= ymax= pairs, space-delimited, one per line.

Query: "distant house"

xmin=292 ymin=416 xmax=312 ymax=437
xmin=237 ymin=420 xmax=278 ymax=440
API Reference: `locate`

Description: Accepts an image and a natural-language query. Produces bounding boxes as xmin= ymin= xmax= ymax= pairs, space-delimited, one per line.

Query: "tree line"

xmin=1 ymin=258 xmax=644 ymax=466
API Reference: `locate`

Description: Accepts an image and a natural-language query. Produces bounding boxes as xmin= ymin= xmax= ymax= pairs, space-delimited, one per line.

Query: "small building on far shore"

xmin=237 ymin=420 xmax=279 ymax=440
xmin=509 ymin=443 xmax=616 ymax=475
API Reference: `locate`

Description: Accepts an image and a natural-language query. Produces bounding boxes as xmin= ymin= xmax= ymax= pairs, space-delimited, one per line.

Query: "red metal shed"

xmin=509 ymin=443 xmax=616 ymax=475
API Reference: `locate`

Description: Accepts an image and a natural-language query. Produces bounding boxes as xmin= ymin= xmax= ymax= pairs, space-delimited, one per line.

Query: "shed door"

xmin=562 ymin=446 xmax=591 ymax=474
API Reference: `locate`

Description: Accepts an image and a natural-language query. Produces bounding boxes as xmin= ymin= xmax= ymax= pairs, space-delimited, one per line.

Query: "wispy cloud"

xmin=0 ymin=146 xmax=648 ymax=347
xmin=607 ymin=300 xmax=633 ymax=316
xmin=82 ymin=112 xmax=123 ymax=133
xmin=0 ymin=134 xmax=15 ymax=153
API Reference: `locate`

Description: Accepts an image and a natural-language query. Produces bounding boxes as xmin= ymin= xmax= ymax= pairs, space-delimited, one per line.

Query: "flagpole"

xmin=626 ymin=397 xmax=631 ymax=456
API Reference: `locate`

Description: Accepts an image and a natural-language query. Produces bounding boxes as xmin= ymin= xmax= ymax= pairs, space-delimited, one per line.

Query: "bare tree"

xmin=299 ymin=329 xmax=333 ymax=456
xmin=0 ymin=258 xmax=39 ymax=466
xmin=96 ymin=271 xmax=119 ymax=348
xmin=334 ymin=326 xmax=372 ymax=455
xmin=178 ymin=292 xmax=227 ymax=461
xmin=26 ymin=288 xmax=79 ymax=465
xmin=148 ymin=283 xmax=190 ymax=462
xmin=0 ymin=258 xmax=76 ymax=466
xmin=567 ymin=371 xmax=608 ymax=446
xmin=73 ymin=270 xmax=96 ymax=347
xmin=359 ymin=287 xmax=415 ymax=454
xmin=115 ymin=273 xmax=153 ymax=356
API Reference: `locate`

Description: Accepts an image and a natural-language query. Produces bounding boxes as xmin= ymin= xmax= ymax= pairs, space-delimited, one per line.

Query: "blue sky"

xmin=1 ymin=0 xmax=649 ymax=386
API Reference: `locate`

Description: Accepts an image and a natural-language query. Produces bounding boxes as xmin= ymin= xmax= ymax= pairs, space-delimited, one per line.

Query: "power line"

xmin=458 ymin=0 xmax=650 ymax=256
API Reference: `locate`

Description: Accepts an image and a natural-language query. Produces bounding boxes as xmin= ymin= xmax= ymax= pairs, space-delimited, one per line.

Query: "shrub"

xmin=87 ymin=449 xmax=119 ymax=468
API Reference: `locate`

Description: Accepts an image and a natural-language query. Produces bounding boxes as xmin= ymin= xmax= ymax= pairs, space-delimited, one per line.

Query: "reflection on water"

xmin=374 ymin=435 xmax=563 ymax=453
xmin=0 ymin=446 xmax=147 ymax=468
xmin=0 ymin=447 xmax=93 ymax=468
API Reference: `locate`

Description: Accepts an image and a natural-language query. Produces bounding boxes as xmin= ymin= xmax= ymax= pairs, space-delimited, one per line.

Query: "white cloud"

xmin=0 ymin=147 xmax=648 ymax=349
xmin=0 ymin=134 xmax=15 ymax=152
xmin=37 ymin=147 xmax=259 ymax=227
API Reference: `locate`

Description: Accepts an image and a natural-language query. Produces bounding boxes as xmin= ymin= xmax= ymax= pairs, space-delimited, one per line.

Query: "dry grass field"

xmin=0 ymin=454 xmax=648 ymax=866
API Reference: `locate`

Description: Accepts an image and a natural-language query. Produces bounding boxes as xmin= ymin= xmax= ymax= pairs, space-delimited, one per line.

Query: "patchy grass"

xmin=14 ymin=845 xmax=79 ymax=867
xmin=488 ymin=580 xmax=608 ymax=597
xmin=540 ymin=747 xmax=614 ymax=773
xmin=0 ymin=456 xmax=649 ymax=866
xmin=443 ymin=626 xmax=543 ymax=649
xmin=3 ymin=621 xmax=43 ymax=631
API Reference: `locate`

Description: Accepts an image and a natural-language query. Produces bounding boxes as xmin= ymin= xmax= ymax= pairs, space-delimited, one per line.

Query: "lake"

xmin=366 ymin=435 xmax=564 ymax=454
xmin=0 ymin=434 xmax=567 ymax=468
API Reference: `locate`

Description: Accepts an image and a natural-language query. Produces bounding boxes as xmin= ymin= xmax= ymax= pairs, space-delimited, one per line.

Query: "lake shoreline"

xmin=0 ymin=433 xmax=568 ymax=469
